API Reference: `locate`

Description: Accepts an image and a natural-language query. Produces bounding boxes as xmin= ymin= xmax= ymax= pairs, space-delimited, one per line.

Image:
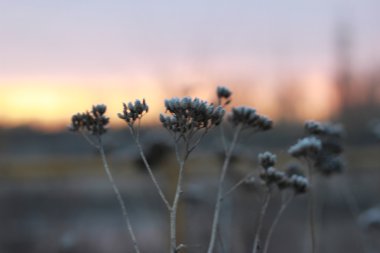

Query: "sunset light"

xmin=2 ymin=2 xmax=380 ymax=253
xmin=0 ymin=72 xmax=339 ymax=131
xmin=0 ymin=1 xmax=379 ymax=131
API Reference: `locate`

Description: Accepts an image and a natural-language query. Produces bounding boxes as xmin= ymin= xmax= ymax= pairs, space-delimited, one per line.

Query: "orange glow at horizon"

xmin=0 ymin=79 xmax=169 ymax=131
xmin=0 ymin=74 xmax=338 ymax=131
xmin=292 ymin=73 xmax=340 ymax=120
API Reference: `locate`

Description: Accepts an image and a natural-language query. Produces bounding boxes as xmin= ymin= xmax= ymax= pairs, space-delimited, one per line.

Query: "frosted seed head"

xmin=128 ymin=102 xmax=134 ymax=112
xmin=217 ymin=86 xmax=232 ymax=99
xmin=70 ymin=104 xmax=109 ymax=136
xmin=290 ymin=175 xmax=309 ymax=194
xmin=305 ymin=120 xmax=324 ymax=135
xmin=92 ymin=104 xmax=107 ymax=116
xmin=258 ymin=151 xmax=277 ymax=169
xmin=288 ymin=136 xmax=322 ymax=158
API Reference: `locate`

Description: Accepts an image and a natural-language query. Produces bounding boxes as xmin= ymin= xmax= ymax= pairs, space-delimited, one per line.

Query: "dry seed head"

xmin=160 ymin=97 xmax=225 ymax=134
xmin=290 ymin=174 xmax=309 ymax=194
xmin=118 ymin=99 xmax=149 ymax=125
xmin=69 ymin=104 xmax=109 ymax=135
xmin=216 ymin=86 xmax=232 ymax=106
xmin=258 ymin=151 xmax=277 ymax=169
xmin=288 ymin=136 xmax=322 ymax=158
xmin=305 ymin=120 xmax=325 ymax=135
xmin=259 ymin=166 xmax=287 ymax=187
xmin=92 ymin=104 xmax=107 ymax=116
xmin=217 ymin=86 xmax=232 ymax=99
xmin=229 ymin=106 xmax=273 ymax=131
xmin=305 ymin=120 xmax=344 ymax=138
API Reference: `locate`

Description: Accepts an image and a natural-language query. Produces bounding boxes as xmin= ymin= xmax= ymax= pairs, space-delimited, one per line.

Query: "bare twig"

xmin=129 ymin=126 xmax=171 ymax=211
xmin=97 ymin=137 xmax=141 ymax=253
xmin=170 ymin=142 xmax=187 ymax=253
xmin=306 ymin=158 xmax=316 ymax=253
xmin=262 ymin=193 xmax=293 ymax=253
xmin=252 ymin=188 xmax=272 ymax=253
xmin=217 ymin=227 xmax=227 ymax=253
xmin=207 ymin=124 xmax=242 ymax=253
xmin=222 ymin=171 xmax=256 ymax=199
xmin=80 ymin=131 xmax=100 ymax=149
xmin=219 ymin=123 xmax=228 ymax=155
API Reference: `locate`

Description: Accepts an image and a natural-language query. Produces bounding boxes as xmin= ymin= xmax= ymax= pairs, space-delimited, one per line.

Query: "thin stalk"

xmin=219 ymin=123 xmax=228 ymax=155
xmin=170 ymin=143 xmax=186 ymax=253
xmin=207 ymin=124 xmax=242 ymax=253
xmin=80 ymin=131 xmax=100 ymax=149
xmin=262 ymin=194 xmax=293 ymax=253
xmin=217 ymin=227 xmax=227 ymax=253
xmin=306 ymin=159 xmax=316 ymax=253
xmin=129 ymin=127 xmax=171 ymax=211
xmin=252 ymin=189 xmax=271 ymax=253
xmin=222 ymin=171 xmax=256 ymax=199
xmin=98 ymin=138 xmax=141 ymax=253
xmin=217 ymin=98 xmax=228 ymax=155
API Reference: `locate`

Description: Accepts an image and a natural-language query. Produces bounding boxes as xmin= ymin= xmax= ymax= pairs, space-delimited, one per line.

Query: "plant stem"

xmin=170 ymin=143 xmax=186 ymax=253
xmin=130 ymin=127 xmax=171 ymax=211
xmin=252 ymin=189 xmax=271 ymax=253
xmin=98 ymin=138 xmax=141 ymax=253
xmin=222 ymin=171 xmax=256 ymax=199
xmin=219 ymin=123 xmax=228 ymax=155
xmin=207 ymin=124 xmax=242 ymax=253
xmin=306 ymin=159 xmax=316 ymax=253
xmin=262 ymin=194 xmax=293 ymax=253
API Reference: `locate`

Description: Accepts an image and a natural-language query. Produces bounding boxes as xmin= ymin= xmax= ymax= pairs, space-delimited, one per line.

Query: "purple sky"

xmin=1 ymin=0 xmax=379 ymax=83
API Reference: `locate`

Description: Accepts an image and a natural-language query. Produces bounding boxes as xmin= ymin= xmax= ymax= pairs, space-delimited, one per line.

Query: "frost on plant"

xmin=69 ymin=104 xmax=109 ymax=136
xmin=67 ymin=88 xmax=349 ymax=253
xmin=288 ymin=136 xmax=322 ymax=159
xmin=258 ymin=151 xmax=277 ymax=169
xmin=302 ymin=120 xmax=345 ymax=175
xmin=160 ymin=97 xmax=225 ymax=135
xmin=216 ymin=86 xmax=232 ymax=107
xmin=118 ymin=99 xmax=149 ymax=126
xmin=229 ymin=106 xmax=272 ymax=131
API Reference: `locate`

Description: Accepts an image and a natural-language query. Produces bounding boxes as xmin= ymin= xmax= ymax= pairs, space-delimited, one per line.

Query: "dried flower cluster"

xmin=69 ymin=104 xmax=109 ymax=136
xmin=288 ymin=136 xmax=322 ymax=158
xmin=118 ymin=99 xmax=149 ymax=125
xmin=304 ymin=121 xmax=345 ymax=175
xmin=286 ymin=173 xmax=309 ymax=194
xmin=258 ymin=151 xmax=277 ymax=169
xmin=228 ymin=106 xmax=272 ymax=131
xmin=216 ymin=86 xmax=232 ymax=106
xmin=159 ymin=97 xmax=225 ymax=134
xmin=258 ymin=152 xmax=309 ymax=194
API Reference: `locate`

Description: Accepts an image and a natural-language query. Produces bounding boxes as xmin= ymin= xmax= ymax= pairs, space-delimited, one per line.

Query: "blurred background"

xmin=1 ymin=1 xmax=380 ymax=252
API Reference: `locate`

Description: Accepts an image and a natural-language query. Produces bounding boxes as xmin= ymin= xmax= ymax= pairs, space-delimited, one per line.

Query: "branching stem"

xmin=129 ymin=126 xmax=171 ymax=211
xmin=306 ymin=159 xmax=316 ymax=253
xmin=97 ymin=137 xmax=141 ymax=253
xmin=222 ymin=171 xmax=256 ymax=199
xmin=262 ymin=193 xmax=293 ymax=253
xmin=252 ymin=188 xmax=271 ymax=253
xmin=207 ymin=124 xmax=242 ymax=253
xmin=170 ymin=142 xmax=187 ymax=253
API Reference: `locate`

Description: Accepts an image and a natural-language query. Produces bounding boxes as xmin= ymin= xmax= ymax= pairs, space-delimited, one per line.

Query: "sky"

xmin=0 ymin=0 xmax=379 ymax=130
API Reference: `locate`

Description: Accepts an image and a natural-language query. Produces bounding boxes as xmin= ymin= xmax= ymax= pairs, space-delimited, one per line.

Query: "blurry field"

xmin=1 ymin=144 xmax=380 ymax=253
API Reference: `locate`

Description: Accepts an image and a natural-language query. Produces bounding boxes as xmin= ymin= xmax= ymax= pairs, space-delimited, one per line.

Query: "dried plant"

xmin=70 ymin=104 xmax=141 ymax=253
xmin=69 ymin=87 xmax=346 ymax=253
xmin=288 ymin=120 xmax=345 ymax=253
